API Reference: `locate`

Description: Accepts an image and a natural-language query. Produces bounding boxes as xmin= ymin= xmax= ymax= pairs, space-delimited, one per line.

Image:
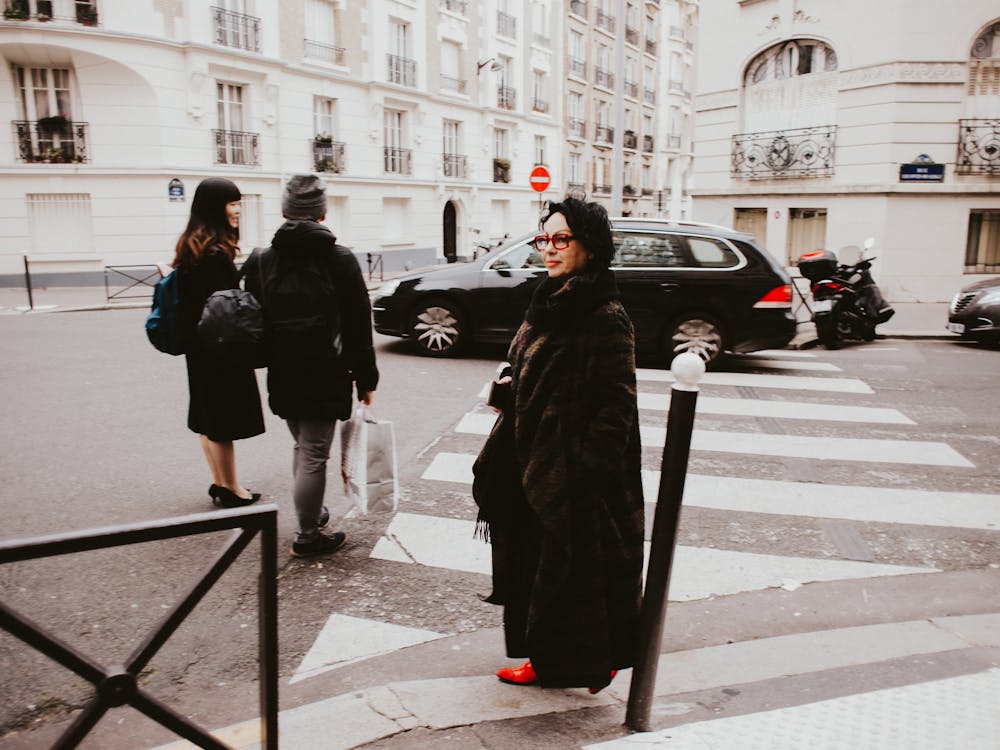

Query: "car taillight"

xmin=816 ymin=281 xmax=844 ymax=292
xmin=752 ymin=285 xmax=792 ymax=309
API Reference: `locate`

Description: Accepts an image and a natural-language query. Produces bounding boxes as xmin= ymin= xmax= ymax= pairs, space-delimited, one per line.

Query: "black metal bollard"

xmin=23 ymin=255 xmax=34 ymax=311
xmin=625 ymin=351 xmax=704 ymax=732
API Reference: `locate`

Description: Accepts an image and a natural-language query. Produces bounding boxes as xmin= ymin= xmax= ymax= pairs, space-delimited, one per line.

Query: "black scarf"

xmin=525 ymin=268 xmax=620 ymax=330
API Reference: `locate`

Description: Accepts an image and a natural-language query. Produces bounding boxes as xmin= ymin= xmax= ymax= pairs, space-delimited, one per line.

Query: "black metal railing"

xmin=76 ymin=2 xmax=98 ymax=25
xmin=313 ymin=140 xmax=345 ymax=173
xmin=443 ymin=153 xmax=467 ymax=178
xmin=493 ymin=158 xmax=511 ymax=183
xmin=387 ymin=54 xmax=416 ymax=87
xmin=440 ymin=74 xmax=467 ymax=94
xmin=594 ymin=183 xmax=612 ymax=194
xmin=213 ymin=129 xmax=260 ymax=166
xmin=595 ymin=67 xmax=614 ymax=88
xmin=956 ymin=119 xmax=1000 ymax=175
xmin=731 ymin=125 xmax=837 ymax=179
xmin=569 ymin=118 xmax=586 ymax=138
xmin=497 ymin=10 xmax=516 ymax=37
xmin=532 ymin=98 xmax=549 ymax=113
xmin=304 ymin=39 xmax=345 ymax=65
xmin=642 ymin=186 xmax=654 ymax=196
xmin=498 ymin=85 xmax=516 ymax=110
xmin=625 ymin=27 xmax=639 ymax=45
xmin=384 ymin=146 xmax=412 ymax=174
xmin=645 ymin=38 xmax=657 ymax=55
xmin=569 ymin=0 xmax=587 ymax=17
xmin=212 ymin=6 xmax=261 ymax=52
xmin=104 ymin=265 xmax=159 ymax=302
xmin=596 ymin=10 xmax=615 ymax=32
xmin=625 ymin=81 xmax=639 ymax=98
xmin=569 ymin=56 xmax=586 ymax=78
xmin=0 ymin=505 xmax=279 ymax=750
xmin=440 ymin=0 xmax=467 ymax=13
xmin=13 ymin=119 xmax=89 ymax=163
xmin=596 ymin=125 xmax=614 ymax=144
xmin=643 ymin=134 xmax=654 ymax=152
xmin=624 ymin=131 xmax=638 ymax=149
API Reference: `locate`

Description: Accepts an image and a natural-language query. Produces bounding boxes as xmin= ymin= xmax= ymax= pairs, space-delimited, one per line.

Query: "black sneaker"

xmin=291 ymin=530 xmax=346 ymax=558
xmin=318 ymin=506 xmax=330 ymax=529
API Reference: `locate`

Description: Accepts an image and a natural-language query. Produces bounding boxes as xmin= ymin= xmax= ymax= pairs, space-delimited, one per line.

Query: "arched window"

xmin=744 ymin=40 xmax=837 ymax=87
xmin=967 ymin=20 xmax=1000 ymax=103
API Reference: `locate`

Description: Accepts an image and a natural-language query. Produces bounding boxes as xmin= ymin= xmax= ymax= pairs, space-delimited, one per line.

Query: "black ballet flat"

xmin=210 ymin=486 xmax=261 ymax=508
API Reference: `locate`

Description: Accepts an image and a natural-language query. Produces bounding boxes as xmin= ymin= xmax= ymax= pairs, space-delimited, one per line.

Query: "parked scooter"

xmin=798 ymin=238 xmax=895 ymax=349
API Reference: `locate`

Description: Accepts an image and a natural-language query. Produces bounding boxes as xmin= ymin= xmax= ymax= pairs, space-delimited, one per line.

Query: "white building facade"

xmin=690 ymin=0 xmax=1000 ymax=302
xmin=0 ymin=0 xmax=564 ymax=280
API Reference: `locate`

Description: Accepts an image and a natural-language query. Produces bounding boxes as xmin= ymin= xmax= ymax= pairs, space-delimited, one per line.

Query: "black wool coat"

xmin=473 ymin=270 xmax=645 ymax=689
xmin=243 ymin=220 xmax=379 ymax=421
xmin=179 ymin=248 xmax=264 ymax=442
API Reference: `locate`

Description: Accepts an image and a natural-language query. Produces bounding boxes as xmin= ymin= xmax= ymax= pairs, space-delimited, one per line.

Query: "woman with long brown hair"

xmin=173 ymin=177 xmax=264 ymax=508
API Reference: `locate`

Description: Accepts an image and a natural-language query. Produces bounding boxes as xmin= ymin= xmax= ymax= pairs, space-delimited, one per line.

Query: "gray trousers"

xmin=286 ymin=417 xmax=337 ymax=543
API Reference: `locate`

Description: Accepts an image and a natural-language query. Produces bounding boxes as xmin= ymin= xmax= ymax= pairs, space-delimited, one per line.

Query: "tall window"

xmin=532 ymin=0 xmax=548 ymax=40
xmin=534 ymin=135 xmax=546 ymax=165
xmin=568 ymin=153 xmax=582 ymax=184
xmin=569 ymin=30 xmax=585 ymax=77
xmin=306 ymin=0 xmax=336 ymax=44
xmin=390 ymin=19 xmax=407 ymax=57
xmin=532 ymin=70 xmax=548 ymax=111
xmin=16 ymin=67 xmax=73 ymax=122
xmin=494 ymin=127 xmax=509 ymax=159
xmin=965 ymin=210 xmax=1000 ymax=273
xmin=385 ymin=109 xmax=403 ymax=150
xmin=217 ymin=82 xmax=244 ymax=131
xmin=384 ymin=109 xmax=409 ymax=173
xmin=441 ymin=41 xmax=463 ymax=93
xmin=314 ymin=97 xmax=335 ymax=138
xmin=443 ymin=119 xmax=461 ymax=155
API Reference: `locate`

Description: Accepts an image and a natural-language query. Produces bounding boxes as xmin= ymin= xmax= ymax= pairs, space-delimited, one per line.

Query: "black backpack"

xmin=258 ymin=247 xmax=341 ymax=362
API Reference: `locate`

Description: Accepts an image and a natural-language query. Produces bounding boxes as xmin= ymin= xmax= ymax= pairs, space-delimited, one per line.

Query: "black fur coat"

xmin=473 ymin=269 xmax=645 ymax=689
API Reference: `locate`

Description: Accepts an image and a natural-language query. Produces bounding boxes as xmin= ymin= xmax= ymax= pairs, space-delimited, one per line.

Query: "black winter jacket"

xmin=244 ymin=221 xmax=378 ymax=420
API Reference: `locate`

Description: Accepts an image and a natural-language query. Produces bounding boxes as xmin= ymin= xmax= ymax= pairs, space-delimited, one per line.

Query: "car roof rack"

xmin=611 ymin=217 xmax=737 ymax=233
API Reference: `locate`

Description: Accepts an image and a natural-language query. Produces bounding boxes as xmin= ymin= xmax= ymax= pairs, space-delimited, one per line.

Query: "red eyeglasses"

xmin=533 ymin=233 xmax=576 ymax=250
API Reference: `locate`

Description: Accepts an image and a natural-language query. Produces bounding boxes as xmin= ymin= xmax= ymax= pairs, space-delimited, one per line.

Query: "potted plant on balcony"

xmin=623 ymin=184 xmax=637 ymax=197
xmin=314 ymin=133 xmax=333 ymax=146
xmin=3 ymin=5 xmax=28 ymax=20
xmin=37 ymin=114 xmax=69 ymax=133
xmin=76 ymin=4 xmax=98 ymax=25
xmin=314 ymin=157 xmax=340 ymax=173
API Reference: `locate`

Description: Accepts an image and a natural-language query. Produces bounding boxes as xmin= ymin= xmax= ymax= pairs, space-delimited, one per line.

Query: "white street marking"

xmin=636 ymin=393 xmax=914 ymax=424
xmin=637 ymin=368 xmax=874 ymax=394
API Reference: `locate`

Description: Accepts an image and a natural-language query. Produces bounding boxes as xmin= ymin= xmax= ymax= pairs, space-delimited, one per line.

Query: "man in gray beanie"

xmin=245 ymin=174 xmax=379 ymax=557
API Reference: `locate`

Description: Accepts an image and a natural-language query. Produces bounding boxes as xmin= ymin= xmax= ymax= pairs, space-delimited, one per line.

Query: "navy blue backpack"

xmin=145 ymin=268 xmax=189 ymax=355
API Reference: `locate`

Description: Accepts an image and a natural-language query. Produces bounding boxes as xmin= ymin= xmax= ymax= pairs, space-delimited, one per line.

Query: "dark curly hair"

xmin=540 ymin=197 xmax=615 ymax=270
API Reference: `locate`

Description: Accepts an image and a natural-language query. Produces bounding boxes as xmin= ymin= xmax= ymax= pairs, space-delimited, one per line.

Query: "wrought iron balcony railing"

xmin=643 ymin=134 xmax=654 ymax=152
xmin=441 ymin=75 xmax=467 ymax=94
xmin=625 ymin=81 xmax=639 ymax=98
xmin=13 ymin=119 xmax=89 ymax=163
xmin=532 ymin=98 xmax=549 ymax=113
xmin=569 ymin=57 xmax=586 ymax=78
xmin=384 ymin=147 xmax=412 ymax=174
xmin=642 ymin=186 xmax=654 ymax=196
xmin=569 ymin=0 xmax=587 ymax=17
xmin=497 ymin=10 xmax=516 ymax=38
xmin=596 ymin=10 xmax=615 ymax=33
xmin=498 ymin=86 xmax=516 ymax=110
xmin=625 ymin=27 xmax=639 ymax=45
xmin=440 ymin=0 xmax=467 ymax=14
xmin=731 ymin=125 xmax=837 ymax=180
xmin=624 ymin=131 xmax=638 ymax=149
xmin=443 ymin=153 xmax=467 ymax=178
xmin=214 ymin=129 xmax=260 ymax=166
xmin=956 ymin=119 xmax=1000 ymax=175
xmin=568 ymin=118 xmax=586 ymax=138
xmin=313 ymin=140 xmax=345 ymax=173
xmin=594 ymin=183 xmax=612 ymax=194
xmin=595 ymin=67 xmax=614 ymax=89
xmin=212 ymin=6 xmax=261 ymax=52
xmin=645 ymin=39 xmax=657 ymax=55
xmin=596 ymin=125 xmax=614 ymax=145
xmin=304 ymin=39 xmax=345 ymax=65
xmin=387 ymin=54 xmax=416 ymax=87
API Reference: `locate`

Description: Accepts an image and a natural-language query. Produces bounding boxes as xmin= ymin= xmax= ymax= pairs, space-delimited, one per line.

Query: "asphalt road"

xmin=1 ymin=308 xmax=998 ymax=746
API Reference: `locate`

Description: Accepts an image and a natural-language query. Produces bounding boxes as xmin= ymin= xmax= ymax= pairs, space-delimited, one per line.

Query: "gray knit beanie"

xmin=282 ymin=174 xmax=327 ymax=221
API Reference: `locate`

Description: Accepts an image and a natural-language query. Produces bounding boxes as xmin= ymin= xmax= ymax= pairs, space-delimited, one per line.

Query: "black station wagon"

xmin=371 ymin=218 xmax=797 ymax=365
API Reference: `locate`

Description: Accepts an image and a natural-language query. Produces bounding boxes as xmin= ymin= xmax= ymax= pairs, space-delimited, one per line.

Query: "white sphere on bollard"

xmin=671 ymin=351 xmax=705 ymax=391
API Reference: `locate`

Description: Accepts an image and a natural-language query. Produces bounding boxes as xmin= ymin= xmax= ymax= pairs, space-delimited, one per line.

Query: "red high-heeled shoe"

xmin=588 ymin=669 xmax=617 ymax=694
xmin=496 ymin=661 xmax=537 ymax=685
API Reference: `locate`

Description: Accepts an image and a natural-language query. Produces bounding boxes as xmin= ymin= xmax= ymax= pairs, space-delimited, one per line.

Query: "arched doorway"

xmin=443 ymin=200 xmax=457 ymax=262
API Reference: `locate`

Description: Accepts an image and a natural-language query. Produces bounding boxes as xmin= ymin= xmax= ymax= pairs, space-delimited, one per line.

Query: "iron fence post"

xmin=23 ymin=255 xmax=34 ymax=310
xmin=625 ymin=352 xmax=704 ymax=732
xmin=260 ymin=507 xmax=279 ymax=749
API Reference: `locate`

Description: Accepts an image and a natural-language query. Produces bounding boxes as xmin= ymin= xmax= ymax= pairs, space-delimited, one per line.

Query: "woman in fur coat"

xmin=473 ymin=197 xmax=645 ymax=694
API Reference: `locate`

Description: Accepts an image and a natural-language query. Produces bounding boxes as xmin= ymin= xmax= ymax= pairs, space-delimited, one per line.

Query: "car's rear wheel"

xmin=665 ymin=316 xmax=725 ymax=367
xmin=409 ymin=298 xmax=467 ymax=357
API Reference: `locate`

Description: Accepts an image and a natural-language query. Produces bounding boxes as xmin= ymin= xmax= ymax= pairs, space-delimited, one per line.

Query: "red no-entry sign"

xmin=529 ymin=165 xmax=551 ymax=193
